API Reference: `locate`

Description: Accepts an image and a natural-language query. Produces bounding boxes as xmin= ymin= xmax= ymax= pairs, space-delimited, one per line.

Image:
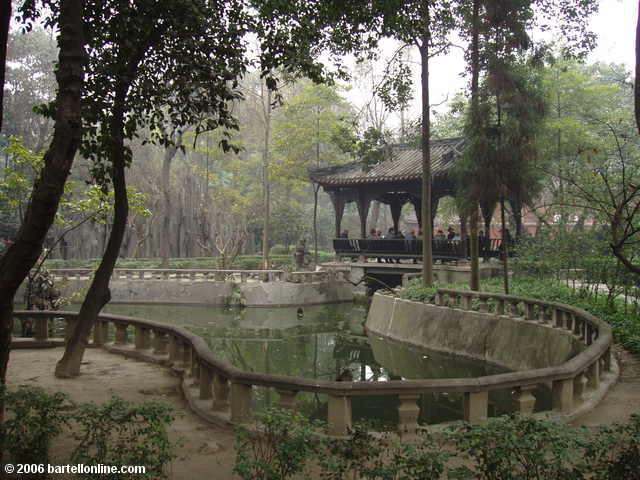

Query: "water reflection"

xmin=99 ymin=302 xmax=549 ymax=425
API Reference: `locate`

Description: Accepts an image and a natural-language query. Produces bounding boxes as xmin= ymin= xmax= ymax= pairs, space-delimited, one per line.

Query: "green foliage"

xmin=450 ymin=414 xmax=583 ymax=479
xmin=234 ymin=407 xmax=321 ymax=480
xmin=0 ymin=386 xmax=69 ymax=466
xmin=71 ymin=396 xmax=176 ymax=479
xmin=399 ymin=279 xmax=468 ymax=303
xmin=319 ymin=422 xmax=448 ymax=480
xmin=580 ymin=413 xmax=640 ymax=479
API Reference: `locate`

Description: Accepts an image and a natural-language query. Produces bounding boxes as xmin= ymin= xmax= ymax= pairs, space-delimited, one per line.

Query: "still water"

xmin=96 ymin=302 xmax=547 ymax=426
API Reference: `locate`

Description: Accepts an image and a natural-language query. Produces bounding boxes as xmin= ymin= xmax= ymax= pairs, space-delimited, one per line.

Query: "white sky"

xmin=347 ymin=0 xmax=637 ymax=128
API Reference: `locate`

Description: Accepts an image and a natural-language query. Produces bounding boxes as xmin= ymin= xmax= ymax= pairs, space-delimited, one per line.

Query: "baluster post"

xmin=92 ymin=321 xmax=108 ymax=346
xmin=230 ymin=381 xmax=252 ymax=423
xmin=152 ymin=331 xmax=167 ymax=355
xmin=553 ymin=309 xmax=564 ymax=328
xmin=114 ymin=323 xmax=128 ymax=345
xmin=588 ymin=361 xmax=600 ymax=390
xmin=552 ymin=378 xmax=574 ymax=412
xmin=573 ymin=372 xmax=589 ymax=402
xmin=212 ymin=374 xmax=230 ymax=411
xmin=34 ymin=316 xmax=49 ymax=342
xmin=397 ymin=394 xmax=420 ymax=437
xmin=327 ymin=394 xmax=352 ymax=436
xmin=464 ymin=391 xmax=488 ymax=423
xmin=514 ymin=385 xmax=537 ymax=415
xmin=199 ymin=365 xmax=212 ymax=399
xmin=134 ymin=326 xmax=151 ymax=350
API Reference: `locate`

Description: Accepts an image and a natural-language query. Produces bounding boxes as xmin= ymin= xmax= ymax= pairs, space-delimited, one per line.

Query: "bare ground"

xmin=6 ymin=346 xmax=640 ymax=479
xmin=6 ymin=348 xmax=238 ymax=479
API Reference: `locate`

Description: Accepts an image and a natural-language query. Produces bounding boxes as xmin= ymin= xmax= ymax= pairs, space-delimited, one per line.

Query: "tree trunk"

xmin=500 ymin=198 xmax=510 ymax=294
xmin=419 ymin=31 xmax=433 ymax=287
xmin=313 ymin=184 xmax=320 ymax=267
xmin=0 ymin=0 xmax=10 ymax=132
xmin=0 ymin=1 xmax=83 ymax=469
xmin=469 ymin=0 xmax=481 ymax=291
xmin=634 ymin=1 xmax=640 ymax=132
xmin=0 ymin=0 xmax=84 ymax=381
xmin=55 ymin=93 xmax=129 ymax=378
xmin=261 ymin=87 xmax=272 ymax=269
xmin=159 ymin=135 xmax=181 ymax=268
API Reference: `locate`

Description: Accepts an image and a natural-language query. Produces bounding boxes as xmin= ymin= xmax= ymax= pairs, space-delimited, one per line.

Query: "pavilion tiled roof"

xmin=309 ymin=137 xmax=465 ymax=186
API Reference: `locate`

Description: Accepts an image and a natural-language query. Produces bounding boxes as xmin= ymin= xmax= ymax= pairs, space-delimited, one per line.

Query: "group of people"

xmin=367 ymin=228 xmax=421 ymax=240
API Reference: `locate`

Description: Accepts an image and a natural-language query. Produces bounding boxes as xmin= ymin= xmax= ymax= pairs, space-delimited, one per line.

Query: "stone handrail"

xmin=12 ymin=288 xmax=613 ymax=437
xmin=46 ymin=268 xmax=346 ymax=284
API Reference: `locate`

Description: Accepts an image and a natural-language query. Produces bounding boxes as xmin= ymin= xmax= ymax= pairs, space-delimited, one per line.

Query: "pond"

xmin=95 ymin=302 xmax=550 ymax=426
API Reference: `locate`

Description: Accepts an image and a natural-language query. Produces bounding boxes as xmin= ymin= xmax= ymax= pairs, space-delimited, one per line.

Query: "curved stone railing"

xmin=47 ymin=268 xmax=346 ymax=284
xmin=12 ymin=289 xmax=614 ymax=437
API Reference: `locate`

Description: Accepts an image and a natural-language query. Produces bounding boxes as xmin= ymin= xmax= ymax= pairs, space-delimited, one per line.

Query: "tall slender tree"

xmin=372 ymin=0 xmax=455 ymax=286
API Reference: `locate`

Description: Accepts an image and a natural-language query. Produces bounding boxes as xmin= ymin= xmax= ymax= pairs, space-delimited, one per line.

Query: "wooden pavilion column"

xmin=328 ymin=191 xmax=346 ymax=238
xmin=411 ymin=197 xmax=422 ymax=229
xmin=356 ymin=190 xmax=371 ymax=238
xmin=411 ymin=194 xmax=438 ymax=234
xmin=389 ymin=197 xmax=404 ymax=234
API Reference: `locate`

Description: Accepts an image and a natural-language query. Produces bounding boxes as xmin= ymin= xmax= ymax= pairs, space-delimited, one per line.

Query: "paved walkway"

xmin=6 ymin=346 xmax=640 ymax=479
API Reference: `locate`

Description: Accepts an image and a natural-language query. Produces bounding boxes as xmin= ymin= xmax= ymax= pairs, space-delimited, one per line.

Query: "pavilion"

xmin=309 ymin=137 xmax=523 ymax=239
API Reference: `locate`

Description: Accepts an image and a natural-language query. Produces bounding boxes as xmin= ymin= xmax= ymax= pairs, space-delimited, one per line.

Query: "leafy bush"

xmin=450 ymin=414 xmax=584 ymax=479
xmin=399 ymin=279 xmax=468 ymax=303
xmin=234 ymin=407 xmax=320 ymax=480
xmin=0 ymin=386 xmax=69 ymax=470
xmin=71 ymin=396 xmax=176 ymax=479
xmin=319 ymin=422 xmax=448 ymax=480
xmin=580 ymin=413 xmax=640 ymax=479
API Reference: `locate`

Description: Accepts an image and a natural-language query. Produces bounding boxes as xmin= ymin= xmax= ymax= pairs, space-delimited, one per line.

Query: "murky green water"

xmin=95 ymin=303 xmax=549 ymax=425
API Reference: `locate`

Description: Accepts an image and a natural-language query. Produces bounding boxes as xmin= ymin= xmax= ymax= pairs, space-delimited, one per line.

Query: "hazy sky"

xmin=350 ymin=0 xmax=636 ymax=128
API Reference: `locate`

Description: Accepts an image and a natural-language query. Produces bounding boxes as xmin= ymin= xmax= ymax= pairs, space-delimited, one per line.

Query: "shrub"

xmin=580 ymin=413 xmax=640 ymax=479
xmin=449 ymin=414 xmax=585 ymax=480
xmin=234 ymin=407 xmax=320 ymax=480
xmin=71 ymin=396 xmax=176 ymax=479
xmin=0 ymin=386 xmax=69 ymax=471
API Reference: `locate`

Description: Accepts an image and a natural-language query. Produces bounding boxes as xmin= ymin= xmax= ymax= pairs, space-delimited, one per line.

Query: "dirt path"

xmin=572 ymin=347 xmax=640 ymax=426
xmin=6 ymin=348 xmax=238 ymax=480
xmin=6 ymin=346 xmax=640 ymax=479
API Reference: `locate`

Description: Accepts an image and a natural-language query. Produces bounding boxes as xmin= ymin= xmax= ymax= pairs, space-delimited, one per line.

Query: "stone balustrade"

xmin=46 ymin=268 xmax=347 ymax=284
xmin=12 ymin=288 xmax=614 ymax=437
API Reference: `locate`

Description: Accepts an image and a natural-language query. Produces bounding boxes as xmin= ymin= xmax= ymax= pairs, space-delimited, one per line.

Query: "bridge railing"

xmin=12 ymin=288 xmax=613 ymax=437
xmin=46 ymin=268 xmax=347 ymax=283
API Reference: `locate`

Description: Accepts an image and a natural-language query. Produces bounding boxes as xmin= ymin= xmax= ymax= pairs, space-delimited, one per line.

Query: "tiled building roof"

xmin=309 ymin=137 xmax=465 ymax=186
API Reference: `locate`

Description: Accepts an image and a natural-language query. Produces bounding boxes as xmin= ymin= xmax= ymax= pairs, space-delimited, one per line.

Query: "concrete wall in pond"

xmin=366 ymin=293 xmax=584 ymax=371
xmin=18 ymin=278 xmax=353 ymax=307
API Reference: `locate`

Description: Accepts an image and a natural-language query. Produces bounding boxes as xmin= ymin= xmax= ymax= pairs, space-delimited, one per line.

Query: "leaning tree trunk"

xmin=0 ymin=0 xmax=84 ymax=383
xmin=55 ymin=94 xmax=129 ymax=378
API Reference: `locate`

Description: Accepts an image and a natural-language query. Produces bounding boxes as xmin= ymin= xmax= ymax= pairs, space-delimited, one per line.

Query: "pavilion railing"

xmin=12 ymin=288 xmax=613 ymax=437
xmin=333 ymin=238 xmax=505 ymax=261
